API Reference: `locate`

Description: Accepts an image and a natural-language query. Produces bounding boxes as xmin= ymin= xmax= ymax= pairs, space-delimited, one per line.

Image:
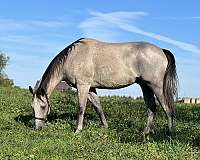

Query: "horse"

xmin=29 ymin=38 xmax=178 ymax=135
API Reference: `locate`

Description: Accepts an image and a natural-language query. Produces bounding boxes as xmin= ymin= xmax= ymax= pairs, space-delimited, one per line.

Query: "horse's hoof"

xmin=75 ymin=129 xmax=81 ymax=134
xmin=143 ymin=133 xmax=150 ymax=142
xmin=103 ymin=124 xmax=108 ymax=129
xmin=166 ymin=128 xmax=175 ymax=137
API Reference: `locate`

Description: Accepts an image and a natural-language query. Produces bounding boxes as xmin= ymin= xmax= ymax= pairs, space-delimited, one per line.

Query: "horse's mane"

xmin=38 ymin=38 xmax=85 ymax=92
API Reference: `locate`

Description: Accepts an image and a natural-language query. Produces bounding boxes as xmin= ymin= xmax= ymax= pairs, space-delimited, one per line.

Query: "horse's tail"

xmin=162 ymin=49 xmax=178 ymax=115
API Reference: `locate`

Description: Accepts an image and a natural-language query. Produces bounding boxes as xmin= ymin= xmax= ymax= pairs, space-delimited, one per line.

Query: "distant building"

xmin=196 ymin=98 xmax=200 ymax=104
xmin=178 ymin=97 xmax=200 ymax=104
xmin=191 ymin=98 xmax=196 ymax=104
xmin=183 ymin=97 xmax=191 ymax=104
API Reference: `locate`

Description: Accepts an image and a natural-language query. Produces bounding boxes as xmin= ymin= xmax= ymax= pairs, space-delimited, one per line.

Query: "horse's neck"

xmin=41 ymin=74 xmax=63 ymax=97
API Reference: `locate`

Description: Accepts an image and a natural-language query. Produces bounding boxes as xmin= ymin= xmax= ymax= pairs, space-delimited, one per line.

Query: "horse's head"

xmin=29 ymin=86 xmax=50 ymax=130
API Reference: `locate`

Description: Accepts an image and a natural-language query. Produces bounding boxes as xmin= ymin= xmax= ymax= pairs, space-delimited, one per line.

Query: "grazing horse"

xmin=29 ymin=38 xmax=178 ymax=135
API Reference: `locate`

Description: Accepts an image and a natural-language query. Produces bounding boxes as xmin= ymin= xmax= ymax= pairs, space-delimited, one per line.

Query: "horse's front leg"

xmin=75 ymin=84 xmax=90 ymax=133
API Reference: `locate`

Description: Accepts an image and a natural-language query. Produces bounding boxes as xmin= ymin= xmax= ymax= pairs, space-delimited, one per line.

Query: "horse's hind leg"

xmin=75 ymin=84 xmax=90 ymax=133
xmin=153 ymin=86 xmax=174 ymax=135
xmin=139 ymin=82 xmax=156 ymax=135
xmin=88 ymin=88 xmax=108 ymax=128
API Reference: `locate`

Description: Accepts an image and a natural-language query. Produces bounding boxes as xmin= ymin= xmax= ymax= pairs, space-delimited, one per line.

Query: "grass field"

xmin=0 ymin=86 xmax=200 ymax=159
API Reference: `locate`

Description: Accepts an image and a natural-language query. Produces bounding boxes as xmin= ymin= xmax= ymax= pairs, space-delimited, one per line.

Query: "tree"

xmin=0 ymin=52 xmax=14 ymax=87
xmin=0 ymin=53 xmax=9 ymax=71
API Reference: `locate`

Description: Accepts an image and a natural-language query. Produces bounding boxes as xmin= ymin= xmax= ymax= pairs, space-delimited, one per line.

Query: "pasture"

xmin=0 ymin=86 xmax=200 ymax=159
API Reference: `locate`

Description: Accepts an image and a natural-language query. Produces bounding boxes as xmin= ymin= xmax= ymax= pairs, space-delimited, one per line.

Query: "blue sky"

xmin=0 ymin=0 xmax=200 ymax=97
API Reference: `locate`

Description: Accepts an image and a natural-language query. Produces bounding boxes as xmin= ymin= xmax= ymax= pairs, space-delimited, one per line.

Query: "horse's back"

xmin=86 ymin=39 xmax=167 ymax=88
xmin=65 ymin=38 xmax=168 ymax=88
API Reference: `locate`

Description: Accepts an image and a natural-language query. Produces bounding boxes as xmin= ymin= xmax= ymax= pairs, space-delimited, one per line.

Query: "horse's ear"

xmin=29 ymin=86 xmax=34 ymax=95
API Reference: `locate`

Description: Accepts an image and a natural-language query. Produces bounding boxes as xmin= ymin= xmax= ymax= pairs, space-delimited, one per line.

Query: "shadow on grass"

xmin=14 ymin=111 xmax=97 ymax=130
xmin=14 ymin=114 xmax=34 ymax=128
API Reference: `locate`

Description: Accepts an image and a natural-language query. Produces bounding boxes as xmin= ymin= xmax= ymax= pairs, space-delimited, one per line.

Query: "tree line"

xmin=0 ymin=52 xmax=13 ymax=87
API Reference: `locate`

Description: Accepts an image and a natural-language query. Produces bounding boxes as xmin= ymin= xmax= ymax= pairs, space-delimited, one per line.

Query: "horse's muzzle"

xmin=35 ymin=119 xmax=45 ymax=130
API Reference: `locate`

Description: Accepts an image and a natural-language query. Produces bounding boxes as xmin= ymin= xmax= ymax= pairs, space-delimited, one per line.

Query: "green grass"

xmin=0 ymin=86 xmax=200 ymax=159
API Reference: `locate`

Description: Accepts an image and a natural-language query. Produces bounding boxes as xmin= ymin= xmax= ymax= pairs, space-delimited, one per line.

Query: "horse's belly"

xmin=92 ymin=65 xmax=136 ymax=88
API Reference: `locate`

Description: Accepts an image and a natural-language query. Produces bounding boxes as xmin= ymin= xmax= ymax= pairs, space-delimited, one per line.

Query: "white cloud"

xmin=0 ymin=18 xmax=69 ymax=31
xmin=0 ymin=18 xmax=73 ymax=53
xmin=118 ymin=24 xmax=200 ymax=54
xmin=191 ymin=16 xmax=200 ymax=19
xmin=154 ymin=16 xmax=200 ymax=20
xmin=0 ymin=35 xmax=65 ymax=51
xmin=0 ymin=35 xmax=46 ymax=46
xmin=79 ymin=11 xmax=200 ymax=54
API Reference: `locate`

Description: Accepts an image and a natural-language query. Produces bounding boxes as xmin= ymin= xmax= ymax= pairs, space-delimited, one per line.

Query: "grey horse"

xmin=29 ymin=38 xmax=178 ymax=135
